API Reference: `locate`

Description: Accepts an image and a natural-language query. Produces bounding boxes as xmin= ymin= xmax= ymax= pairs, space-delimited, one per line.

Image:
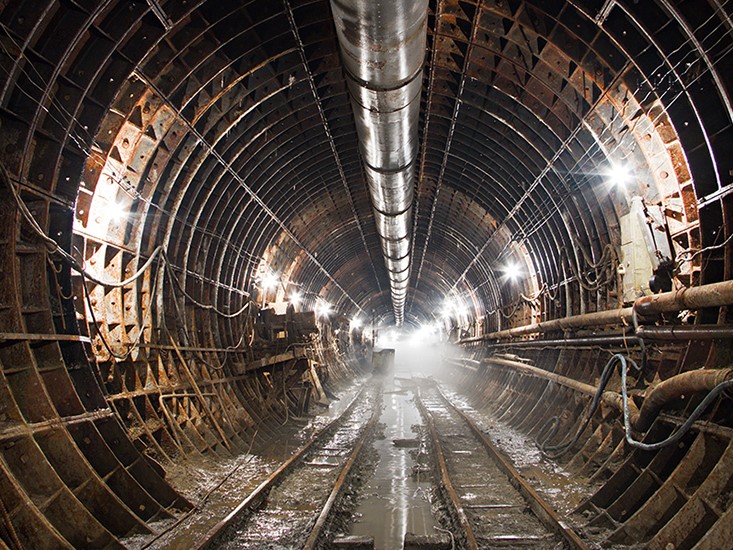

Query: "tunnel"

xmin=0 ymin=0 xmax=732 ymax=548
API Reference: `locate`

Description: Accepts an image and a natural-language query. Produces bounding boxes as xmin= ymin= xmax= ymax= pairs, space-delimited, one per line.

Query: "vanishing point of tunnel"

xmin=0 ymin=0 xmax=732 ymax=548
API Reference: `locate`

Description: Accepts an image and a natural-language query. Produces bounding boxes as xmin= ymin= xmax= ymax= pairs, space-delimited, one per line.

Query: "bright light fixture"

xmin=504 ymin=261 xmax=521 ymax=281
xmin=260 ymin=271 xmax=279 ymax=291
xmin=407 ymin=323 xmax=437 ymax=346
xmin=350 ymin=317 xmax=362 ymax=329
xmin=316 ymin=301 xmax=332 ymax=318
xmin=109 ymin=200 xmax=126 ymax=222
xmin=605 ymin=162 xmax=632 ymax=188
xmin=442 ymin=297 xmax=466 ymax=318
xmin=289 ymin=290 xmax=302 ymax=306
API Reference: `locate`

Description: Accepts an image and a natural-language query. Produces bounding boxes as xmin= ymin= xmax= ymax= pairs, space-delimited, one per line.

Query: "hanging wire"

xmin=3 ymin=162 xmax=253 ymax=319
xmin=535 ymin=354 xmax=639 ymax=459
xmin=675 ymin=230 xmax=733 ymax=268
xmin=80 ymin=254 xmax=162 ymax=361
xmin=536 ymin=354 xmax=733 ymax=457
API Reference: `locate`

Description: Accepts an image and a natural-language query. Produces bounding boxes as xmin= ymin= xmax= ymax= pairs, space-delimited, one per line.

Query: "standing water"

xmin=349 ymin=364 xmax=437 ymax=548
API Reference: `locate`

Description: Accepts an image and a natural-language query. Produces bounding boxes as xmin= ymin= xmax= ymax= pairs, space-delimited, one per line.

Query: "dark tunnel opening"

xmin=0 ymin=0 xmax=732 ymax=548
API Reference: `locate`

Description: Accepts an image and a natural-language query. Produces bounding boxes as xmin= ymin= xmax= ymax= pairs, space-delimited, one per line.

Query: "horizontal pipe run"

xmin=463 ymin=326 xmax=729 ymax=348
xmin=481 ymin=356 xmax=641 ymax=422
xmin=462 ymin=308 xmax=634 ymax=343
xmin=635 ymin=367 xmax=733 ymax=431
xmin=481 ymin=356 xmax=733 ymax=434
xmin=331 ymin=0 xmax=428 ymax=324
xmin=635 ymin=279 xmax=733 ymax=317
xmin=0 ymin=409 xmax=115 ymax=443
xmin=468 ymin=335 xmax=640 ymax=348
xmin=461 ymin=280 xmax=733 ymax=344
xmin=636 ymin=325 xmax=733 ymax=341
xmin=483 ymin=357 xmax=603 ymax=399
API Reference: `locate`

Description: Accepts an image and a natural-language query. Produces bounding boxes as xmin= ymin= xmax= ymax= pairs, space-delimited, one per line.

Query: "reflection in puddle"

xmin=349 ymin=373 xmax=435 ymax=549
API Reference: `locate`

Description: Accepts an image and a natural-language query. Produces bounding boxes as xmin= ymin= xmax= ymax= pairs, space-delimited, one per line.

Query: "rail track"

xmin=193 ymin=383 xmax=380 ymax=549
xmin=416 ymin=381 xmax=588 ymax=549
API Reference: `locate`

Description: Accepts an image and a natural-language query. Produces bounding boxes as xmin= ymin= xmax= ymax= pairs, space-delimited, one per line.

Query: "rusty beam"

xmin=0 ymin=409 xmax=115 ymax=443
xmin=415 ymin=390 xmax=480 ymax=550
xmin=137 ymin=343 xmax=251 ymax=353
xmin=437 ymin=386 xmax=589 ymax=550
xmin=0 ymin=332 xmax=91 ymax=343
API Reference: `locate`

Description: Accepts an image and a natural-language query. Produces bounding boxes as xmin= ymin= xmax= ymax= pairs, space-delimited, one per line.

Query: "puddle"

xmin=349 ymin=373 xmax=436 ymax=549
xmin=130 ymin=380 xmax=366 ymax=549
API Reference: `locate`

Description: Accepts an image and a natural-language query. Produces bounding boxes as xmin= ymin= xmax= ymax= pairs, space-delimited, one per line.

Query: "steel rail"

xmin=194 ymin=385 xmax=371 ymax=549
xmin=417 ymin=383 xmax=589 ymax=550
xmin=436 ymin=385 xmax=589 ymax=550
xmin=302 ymin=404 xmax=380 ymax=549
xmin=415 ymin=387 xmax=480 ymax=550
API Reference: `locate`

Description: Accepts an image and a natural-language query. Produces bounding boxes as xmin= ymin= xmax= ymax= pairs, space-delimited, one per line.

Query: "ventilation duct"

xmin=330 ymin=0 xmax=427 ymax=325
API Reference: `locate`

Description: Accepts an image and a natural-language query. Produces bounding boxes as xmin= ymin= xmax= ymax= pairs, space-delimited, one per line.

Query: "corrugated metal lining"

xmin=0 ymin=0 xmax=730 ymax=547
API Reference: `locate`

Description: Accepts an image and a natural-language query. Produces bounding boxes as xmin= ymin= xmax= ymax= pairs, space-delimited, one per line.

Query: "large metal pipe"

xmin=461 ymin=326 xmax=733 ymax=348
xmin=461 ymin=308 xmax=634 ymax=343
xmin=480 ymin=357 xmax=733 ymax=434
xmin=635 ymin=279 xmax=733 ymax=317
xmin=330 ymin=0 xmax=428 ymax=325
xmin=635 ymin=367 xmax=733 ymax=431
xmin=480 ymin=356 xmax=639 ymax=420
xmin=636 ymin=325 xmax=733 ymax=341
xmin=461 ymin=279 xmax=733 ymax=343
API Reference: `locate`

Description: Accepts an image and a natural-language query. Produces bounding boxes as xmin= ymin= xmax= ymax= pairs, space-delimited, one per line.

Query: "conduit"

xmin=461 ymin=279 xmax=733 ymax=343
xmin=481 ymin=356 xmax=639 ymax=421
xmin=330 ymin=0 xmax=428 ymax=325
xmin=635 ymin=367 xmax=733 ymax=431
xmin=481 ymin=356 xmax=733 ymax=436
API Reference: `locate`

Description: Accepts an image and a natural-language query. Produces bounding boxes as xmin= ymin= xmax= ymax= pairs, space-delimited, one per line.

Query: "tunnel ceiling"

xmin=0 ymin=0 xmax=731 ymax=330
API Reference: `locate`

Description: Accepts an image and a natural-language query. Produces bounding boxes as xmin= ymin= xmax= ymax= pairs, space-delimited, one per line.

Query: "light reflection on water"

xmin=349 ymin=371 xmax=435 ymax=549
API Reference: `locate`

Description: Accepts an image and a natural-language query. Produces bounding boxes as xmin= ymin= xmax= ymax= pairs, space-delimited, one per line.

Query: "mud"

xmin=438 ymin=386 xmax=597 ymax=517
xmin=123 ymin=382 xmax=365 ymax=549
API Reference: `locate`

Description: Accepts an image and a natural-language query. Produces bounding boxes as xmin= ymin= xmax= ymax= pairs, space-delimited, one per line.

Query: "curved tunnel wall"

xmin=0 ymin=0 xmax=730 ymax=547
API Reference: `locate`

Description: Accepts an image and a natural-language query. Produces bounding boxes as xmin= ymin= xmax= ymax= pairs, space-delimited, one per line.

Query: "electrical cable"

xmin=0 ymin=25 xmax=265 ymax=272
xmin=631 ymin=309 xmax=647 ymax=372
xmin=536 ymin=354 xmax=636 ymax=459
xmin=4 ymin=162 xmax=251 ymax=319
xmin=80 ymin=255 xmax=162 ymax=361
xmin=675 ymin=231 xmax=733 ymax=268
xmin=162 ymin=251 xmax=250 ymax=318
xmin=619 ymin=358 xmax=733 ymax=451
xmin=537 ymin=353 xmax=733 ymax=458
xmin=3 ymin=160 xmax=164 ymax=287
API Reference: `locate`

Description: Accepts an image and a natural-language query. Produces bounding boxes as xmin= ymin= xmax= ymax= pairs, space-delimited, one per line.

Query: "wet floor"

xmin=439 ymin=386 xmax=594 ymax=515
xmin=349 ymin=373 xmax=436 ymax=549
xmin=127 ymin=383 xmax=365 ymax=549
